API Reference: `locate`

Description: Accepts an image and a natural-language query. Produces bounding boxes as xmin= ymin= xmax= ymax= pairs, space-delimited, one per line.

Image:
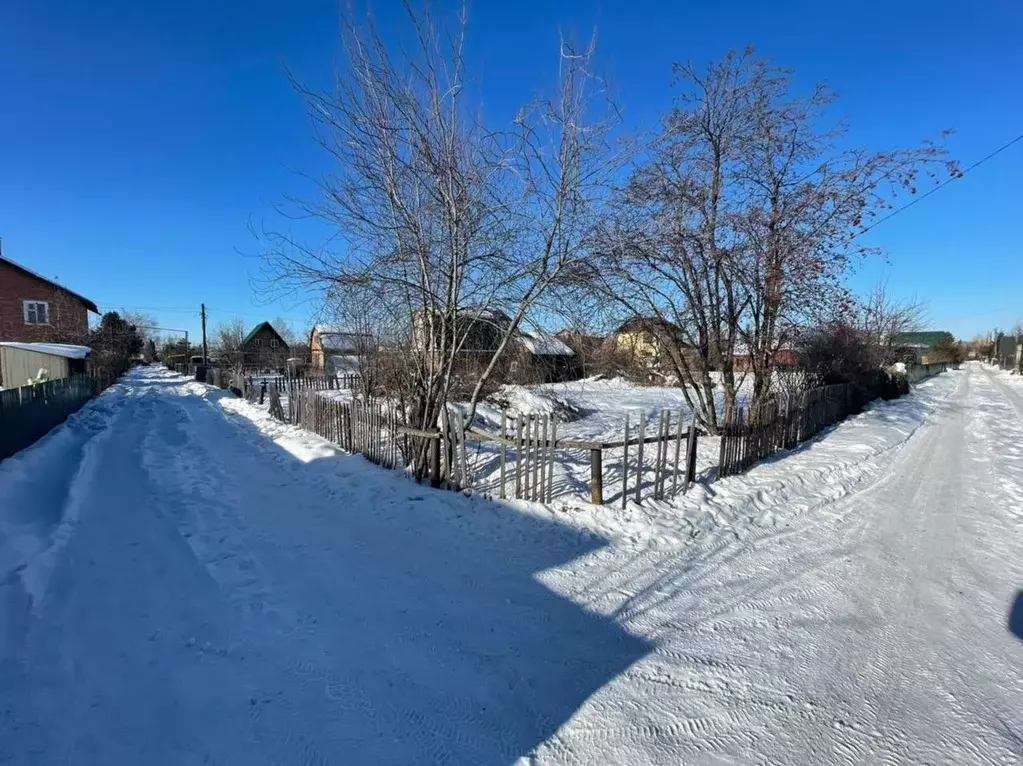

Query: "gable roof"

xmin=242 ymin=321 xmax=289 ymax=347
xmin=0 ymin=255 xmax=99 ymax=313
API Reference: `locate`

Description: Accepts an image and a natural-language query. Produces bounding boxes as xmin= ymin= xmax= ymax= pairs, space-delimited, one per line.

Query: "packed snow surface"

xmin=1 ymin=363 xmax=1021 ymax=764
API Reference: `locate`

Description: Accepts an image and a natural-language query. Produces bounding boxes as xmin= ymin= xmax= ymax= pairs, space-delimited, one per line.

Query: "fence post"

xmin=686 ymin=423 xmax=698 ymax=485
xmin=622 ymin=412 xmax=630 ymax=511
xmin=499 ymin=411 xmax=507 ymax=499
xmin=635 ymin=411 xmax=646 ymax=503
xmin=546 ymin=417 xmax=557 ymax=504
xmin=514 ymin=415 xmax=523 ymax=499
xmin=429 ymin=435 xmax=441 ymax=488
xmin=590 ymin=448 xmax=604 ymax=505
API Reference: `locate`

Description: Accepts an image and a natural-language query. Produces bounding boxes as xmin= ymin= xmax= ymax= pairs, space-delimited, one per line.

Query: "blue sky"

xmin=1 ymin=0 xmax=1020 ymax=342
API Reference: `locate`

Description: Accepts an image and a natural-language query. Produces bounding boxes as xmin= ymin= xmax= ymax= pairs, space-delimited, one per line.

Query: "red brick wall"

xmin=0 ymin=262 xmax=90 ymax=343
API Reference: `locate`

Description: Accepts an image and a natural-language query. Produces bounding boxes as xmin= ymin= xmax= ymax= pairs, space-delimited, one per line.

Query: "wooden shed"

xmin=0 ymin=342 xmax=91 ymax=389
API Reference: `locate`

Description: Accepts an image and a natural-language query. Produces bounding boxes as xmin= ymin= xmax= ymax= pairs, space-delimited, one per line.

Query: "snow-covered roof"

xmin=0 ymin=342 xmax=91 ymax=359
xmin=518 ymin=332 xmax=575 ymax=357
xmin=316 ymin=327 xmax=373 ymax=352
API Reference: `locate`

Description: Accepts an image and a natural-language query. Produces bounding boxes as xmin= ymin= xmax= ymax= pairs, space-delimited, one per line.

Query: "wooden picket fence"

xmin=718 ymin=383 xmax=855 ymax=477
xmin=271 ymin=385 xmax=701 ymax=506
xmin=288 ymin=388 xmax=404 ymax=470
xmin=266 ymin=374 xmax=360 ymax=393
xmin=619 ymin=408 xmax=699 ymax=507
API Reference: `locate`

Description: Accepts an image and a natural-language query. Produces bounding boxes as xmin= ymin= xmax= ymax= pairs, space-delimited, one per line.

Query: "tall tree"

xmin=257 ymin=3 xmax=623 ymax=471
xmin=89 ymin=312 xmax=144 ymax=379
xmin=588 ymin=49 xmax=957 ymax=430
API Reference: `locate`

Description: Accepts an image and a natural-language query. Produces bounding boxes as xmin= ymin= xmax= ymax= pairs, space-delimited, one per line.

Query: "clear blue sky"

xmin=2 ymin=0 xmax=1020 ymax=342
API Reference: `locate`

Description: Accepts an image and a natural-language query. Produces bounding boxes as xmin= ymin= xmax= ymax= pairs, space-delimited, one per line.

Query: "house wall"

xmin=240 ymin=326 xmax=289 ymax=370
xmin=310 ymin=329 xmax=326 ymax=371
xmin=0 ymin=347 xmax=71 ymax=389
xmin=0 ymin=262 xmax=90 ymax=343
xmin=616 ymin=330 xmax=661 ymax=358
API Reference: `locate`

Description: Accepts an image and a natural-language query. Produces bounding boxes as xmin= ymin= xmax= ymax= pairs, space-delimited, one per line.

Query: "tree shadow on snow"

xmin=1009 ymin=591 xmax=1023 ymax=641
xmin=128 ymin=385 xmax=652 ymax=765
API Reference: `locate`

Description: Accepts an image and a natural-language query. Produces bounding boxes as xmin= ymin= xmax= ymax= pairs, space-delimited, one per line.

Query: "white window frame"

xmin=23 ymin=300 xmax=50 ymax=325
xmin=270 ymin=338 xmax=279 ymax=348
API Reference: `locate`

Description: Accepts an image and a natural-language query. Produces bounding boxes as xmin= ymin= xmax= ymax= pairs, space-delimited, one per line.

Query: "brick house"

xmin=0 ymin=254 xmax=99 ymax=344
xmin=239 ymin=321 xmax=290 ymax=370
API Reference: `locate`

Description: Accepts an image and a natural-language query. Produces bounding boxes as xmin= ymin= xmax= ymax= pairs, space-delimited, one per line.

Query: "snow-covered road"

xmin=1 ymin=364 xmax=1021 ymax=764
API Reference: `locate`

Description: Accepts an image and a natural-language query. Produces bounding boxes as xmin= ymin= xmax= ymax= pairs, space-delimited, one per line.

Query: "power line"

xmin=855 ymin=132 xmax=1023 ymax=239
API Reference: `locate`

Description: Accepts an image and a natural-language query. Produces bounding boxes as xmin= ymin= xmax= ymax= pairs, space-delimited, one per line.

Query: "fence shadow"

xmin=70 ymin=374 xmax=654 ymax=765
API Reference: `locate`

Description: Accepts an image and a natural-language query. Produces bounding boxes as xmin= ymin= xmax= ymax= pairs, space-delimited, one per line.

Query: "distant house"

xmin=309 ymin=326 xmax=374 ymax=375
xmin=615 ymin=317 xmax=686 ymax=362
xmin=557 ymin=330 xmax=609 ymax=377
xmin=411 ymin=308 xmax=510 ymax=358
xmin=240 ymin=322 xmax=290 ymax=370
xmin=0 ymin=252 xmax=99 ymax=344
xmin=0 ymin=342 xmax=91 ymax=389
xmin=409 ymin=309 xmax=582 ymax=383
xmin=732 ymin=343 xmax=799 ymax=372
xmin=890 ymin=331 xmax=954 ymax=364
xmin=510 ymin=332 xmax=579 ymax=383
xmin=994 ymin=332 xmax=1020 ymax=371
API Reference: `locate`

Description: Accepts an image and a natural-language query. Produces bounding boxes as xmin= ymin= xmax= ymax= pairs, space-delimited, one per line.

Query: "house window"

xmin=23 ymin=300 xmax=49 ymax=325
xmin=270 ymin=338 xmax=279 ymax=348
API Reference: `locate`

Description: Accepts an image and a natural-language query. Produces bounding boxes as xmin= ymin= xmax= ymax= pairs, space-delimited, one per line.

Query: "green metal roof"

xmin=891 ymin=331 xmax=953 ymax=348
xmin=242 ymin=321 xmax=284 ymax=346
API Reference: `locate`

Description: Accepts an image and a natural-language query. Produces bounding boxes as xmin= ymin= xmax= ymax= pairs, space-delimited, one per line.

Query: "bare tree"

xmin=858 ymin=278 xmax=928 ymax=365
xmin=214 ymin=318 xmax=248 ymax=370
xmin=270 ymin=316 xmax=299 ymax=347
xmin=587 ymin=49 xmax=956 ymax=430
xmin=119 ymin=310 xmax=157 ymax=343
xmin=257 ymin=3 xmax=623 ymax=472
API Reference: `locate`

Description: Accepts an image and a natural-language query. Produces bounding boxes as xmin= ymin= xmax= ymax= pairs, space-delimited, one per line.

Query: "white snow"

xmin=1 ymin=362 xmax=1021 ymax=764
xmin=0 ymin=341 xmax=91 ymax=359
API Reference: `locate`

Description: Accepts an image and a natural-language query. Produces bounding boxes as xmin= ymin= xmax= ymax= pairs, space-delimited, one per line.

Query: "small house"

xmin=732 ymin=344 xmax=799 ymax=372
xmin=0 ymin=252 xmax=99 ymax=344
xmin=0 ymin=342 xmax=91 ymax=389
xmin=994 ymin=333 xmax=1020 ymax=371
xmin=239 ymin=322 xmax=290 ymax=371
xmin=511 ymin=332 xmax=580 ymax=383
xmin=309 ymin=326 xmax=374 ymax=374
xmin=890 ymin=331 xmax=953 ymax=364
xmin=614 ymin=317 xmax=689 ymax=362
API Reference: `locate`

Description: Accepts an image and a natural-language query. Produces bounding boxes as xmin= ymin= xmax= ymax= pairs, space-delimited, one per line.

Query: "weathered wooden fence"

xmin=718 ymin=384 xmax=853 ymax=477
xmin=0 ymin=375 xmax=100 ymax=460
xmin=262 ymin=374 xmax=361 ymax=393
xmin=271 ymin=387 xmax=700 ymax=506
xmin=257 ymin=364 xmax=952 ymax=504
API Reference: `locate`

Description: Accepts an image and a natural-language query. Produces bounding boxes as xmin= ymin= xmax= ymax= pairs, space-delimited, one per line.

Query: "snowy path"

xmin=535 ymin=364 xmax=1023 ymax=763
xmin=1 ymin=364 xmax=1022 ymax=764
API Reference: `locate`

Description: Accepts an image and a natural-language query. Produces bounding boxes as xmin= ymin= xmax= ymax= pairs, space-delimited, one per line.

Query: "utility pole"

xmin=200 ymin=303 xmax=208 ymax=365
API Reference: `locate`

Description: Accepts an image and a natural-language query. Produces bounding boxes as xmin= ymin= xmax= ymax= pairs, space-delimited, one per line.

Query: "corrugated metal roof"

xmin=0 ymin=342 xmax=91 ymax=359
